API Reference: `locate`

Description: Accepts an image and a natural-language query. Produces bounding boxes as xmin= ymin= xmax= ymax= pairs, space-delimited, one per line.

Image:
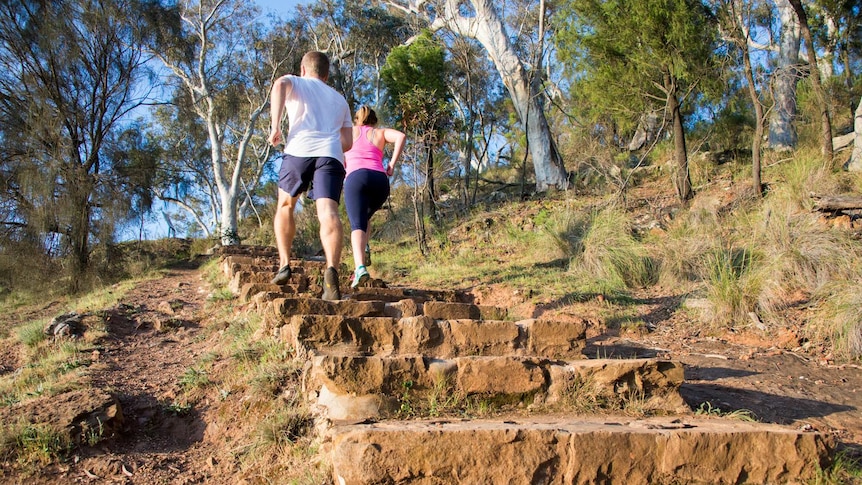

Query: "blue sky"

xmin=254 ymin=0 xmax=310 ymax=16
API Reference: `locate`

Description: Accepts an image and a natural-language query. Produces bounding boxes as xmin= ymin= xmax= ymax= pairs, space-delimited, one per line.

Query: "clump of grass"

xmin=700 ymin=247 xmax=763 ymax=328
xmin=654 ymin=208 xmax=722 ymax=286
xmin=812 ymin=449 xmax=862 ymax=485
xmin=16 ymin=320 xmax=48 ymax=348
xmin=754 ymin=209 xmax=861 ymax=318
xmin=809 ymin=280 xmax=862 ymax=360
xmin=178 ymin=367 xmax=212 ymax=391
xmin=694 ymin=401 xmax=757 ymax=421
xmin=557 ymin=373 xmax=652 ymax=415
xmin=767 ymin=150 xmax=837 ymax=211
xmin=256 ymin=408 xmax=314 ymax=447
xmin=0 ymin=419 xmax=71 ymax=467
xmin=567 ymin=208 xmax=656 ymax=294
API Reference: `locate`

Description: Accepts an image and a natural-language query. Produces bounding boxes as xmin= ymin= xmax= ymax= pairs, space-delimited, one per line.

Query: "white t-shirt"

xmin=282 ymin=76 xmax=352 ymax=162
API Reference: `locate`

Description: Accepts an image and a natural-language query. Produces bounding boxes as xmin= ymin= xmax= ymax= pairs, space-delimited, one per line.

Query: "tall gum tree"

xmin=788 ymin=0 xmax=834 ymax=164
xmin=138 ymin=0 xmax=292 ymax=244
xmin=769 ymin=0 xmax=802 ymax=151
xmin=715 ymin=0 xmax=768 ymax=195
xmin=386 ymin=0 xmax=569 ymax=192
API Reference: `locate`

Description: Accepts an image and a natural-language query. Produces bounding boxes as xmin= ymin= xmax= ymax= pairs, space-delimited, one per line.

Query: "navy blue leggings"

xmin=344 ymin=169 xmax=390 ymax=232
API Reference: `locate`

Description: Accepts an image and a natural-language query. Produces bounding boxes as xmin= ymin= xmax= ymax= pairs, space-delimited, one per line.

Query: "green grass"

xmin=810 ymin=449 xmax=862 ymax=485
xmin=0 ymin=420 xmax=72 ymax=467
xmin=694 ymin=401 xmax=757 ymax=421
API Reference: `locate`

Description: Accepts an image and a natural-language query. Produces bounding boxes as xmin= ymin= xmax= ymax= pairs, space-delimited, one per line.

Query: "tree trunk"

xmin=741 ymin=32 xmax=765 ymax=196
xmin=666 ymin=74 xmax=691 ymax=201
xmin=847 ymin=97 xmax=862 ymax=171
xmin=426 ymin=145 xmax=437 ymax=221
xmin=788 ymin=0 xmax=833 ymax=165
xmin=68 ymin=163 xmax=95 ymax=290
xmin=768 ymin=0 xmax=801 ymax=151
xmin=392 ymin=0 xmax=568 ymax=192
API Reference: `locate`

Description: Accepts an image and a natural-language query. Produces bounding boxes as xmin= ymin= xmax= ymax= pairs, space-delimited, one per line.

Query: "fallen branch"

xmin=812 ymin=195 xmax=862 ymax=212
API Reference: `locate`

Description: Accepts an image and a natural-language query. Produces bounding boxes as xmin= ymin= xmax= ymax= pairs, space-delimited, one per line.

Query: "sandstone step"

xmin=350 ymin=287 xmax=466 ymax=303
xmin=270 ymin=297 xmax=388 ymax=320
xmin=239 ymin=282 xmax=310 ymax=303
xmin=308 ymin=355 xmax=686 ymax=422
xmin=214 ymin=244 xmax=278 ymax=258
xmin=326 ymin=416 xmax=831 ymax=485
xmin=277 ymin=314 xmax=587 ymax=359
xmin=229 ymin=270 xmax=310 ymax=295
xmin=221 ymin=256 xmax=325 ymax=280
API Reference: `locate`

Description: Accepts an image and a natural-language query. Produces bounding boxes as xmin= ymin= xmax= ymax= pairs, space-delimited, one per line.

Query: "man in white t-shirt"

xmin=268 ymin=51 xmax=353 ymax=300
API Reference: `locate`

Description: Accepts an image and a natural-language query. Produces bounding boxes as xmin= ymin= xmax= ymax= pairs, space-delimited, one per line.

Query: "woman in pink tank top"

xmin=343 ymin=106 xmax=406 ymax=288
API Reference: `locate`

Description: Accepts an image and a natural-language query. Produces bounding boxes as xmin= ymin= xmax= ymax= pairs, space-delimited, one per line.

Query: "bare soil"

xmin=1 ymin=254 xmax=861 ymax=484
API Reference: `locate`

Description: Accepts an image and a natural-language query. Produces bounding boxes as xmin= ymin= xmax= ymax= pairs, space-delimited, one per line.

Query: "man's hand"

xmin=268 ymin=128 xmax=283 ymax=147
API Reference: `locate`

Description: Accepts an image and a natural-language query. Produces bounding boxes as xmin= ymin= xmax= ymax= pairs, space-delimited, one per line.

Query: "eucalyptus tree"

xmin=714 ymin=0 xmax=769 ymax=195
xmin=296 ymin=0 xmax=408 ymax=111
xmin=788 ymin=0 xmax=834 ymax=164
xmin=386 ymin=0 xmax=569 ymax=192
xmin=0 ymin=0 xmax=155 ymax=287
xmin=137 ymin=0 xmax=301 ymax=245
xmin=769 ymin=0 xmax=803 ymax=151
xmin=445 ymin=35 xmax=506 ymax=206
xmin=556 ymin=0 xmax=723 ymax=201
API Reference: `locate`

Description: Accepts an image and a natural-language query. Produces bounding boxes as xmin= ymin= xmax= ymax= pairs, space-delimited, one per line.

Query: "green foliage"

xmin=179 ymin=367 xmax=212 ymax=391
xmin=16 ymin=321 xmax=48 ymax=348
xmin=810 ymin=449 xmax=862 ymax=485
xmin=381 ymin=30 xmax=452 ymax=137
xmin=555 ymin=0 xmax=722 ymax=129
xmin=0 ymin=0 xmax=156 ymax=285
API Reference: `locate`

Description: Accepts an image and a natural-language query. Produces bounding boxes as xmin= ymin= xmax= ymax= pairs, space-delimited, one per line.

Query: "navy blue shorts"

xmin=344 ymin=169 xmax=390 ymax=232
xmin=278 ymin=154 xmax=346 ymax=201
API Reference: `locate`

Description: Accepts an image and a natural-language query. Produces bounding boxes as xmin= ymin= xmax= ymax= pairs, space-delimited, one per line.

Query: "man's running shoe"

xmin=271 ymin=265 xmax=291 ymax=285
xmin=322 ymin=266 xmax=341 ymax=301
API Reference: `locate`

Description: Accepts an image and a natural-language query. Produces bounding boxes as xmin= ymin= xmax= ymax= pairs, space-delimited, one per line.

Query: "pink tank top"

xmin=344 ymin=126 xmax=385 ymax=176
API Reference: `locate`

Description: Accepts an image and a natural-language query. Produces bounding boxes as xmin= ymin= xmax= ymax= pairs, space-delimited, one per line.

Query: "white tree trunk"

xmin=847 ymin=97 xmax=862 ymax=171
xmin=390 ymin=0 xmax=568 ymax=191
xmin=768 ymin=0 xmax=801 ymax=151
xmin=151 ymin=1 xmax=273 ymax=246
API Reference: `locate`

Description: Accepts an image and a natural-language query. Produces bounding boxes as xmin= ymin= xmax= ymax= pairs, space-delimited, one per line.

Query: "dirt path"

xmin=55 ymin=263 xmax=222 ymax=484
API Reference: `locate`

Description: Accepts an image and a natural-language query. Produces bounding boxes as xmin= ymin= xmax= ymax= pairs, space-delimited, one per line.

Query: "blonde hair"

xmin=354 ymin=106 xmax=378 ymax=127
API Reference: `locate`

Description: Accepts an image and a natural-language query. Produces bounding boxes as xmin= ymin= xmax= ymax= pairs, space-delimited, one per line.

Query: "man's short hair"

xmin=302 ymin=51 xmax=330 ymax=80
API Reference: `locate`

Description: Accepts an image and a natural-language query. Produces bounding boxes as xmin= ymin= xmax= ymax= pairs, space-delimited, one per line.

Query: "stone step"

xmin=221 ymin=256 xmax=325 ymax=280
xmin=270 ymin=297 xmax=388 ymax=319
xmin=229 ymin=270 xmax=310 ymax=295
xmin=270 ymin=297 xmax=508 ymax=320
xmin=277 ymin=314 xmax=587 ymax=359
xmin=308 ymin=355 xmax=686 ymax=422
xmin=214 ymin=244 xmax=278 ymax=258
xmin=350 ymin=287 xmax=466 ymax=303
xmin=326 ymin=417 xmax=831 ymax=485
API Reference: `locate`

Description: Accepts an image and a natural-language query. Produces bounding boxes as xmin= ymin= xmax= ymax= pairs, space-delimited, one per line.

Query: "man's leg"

xmin=316 ymin=197 xmax=343 ymax=268
xmin=274 ymin=188 xmax=299 ymax=268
